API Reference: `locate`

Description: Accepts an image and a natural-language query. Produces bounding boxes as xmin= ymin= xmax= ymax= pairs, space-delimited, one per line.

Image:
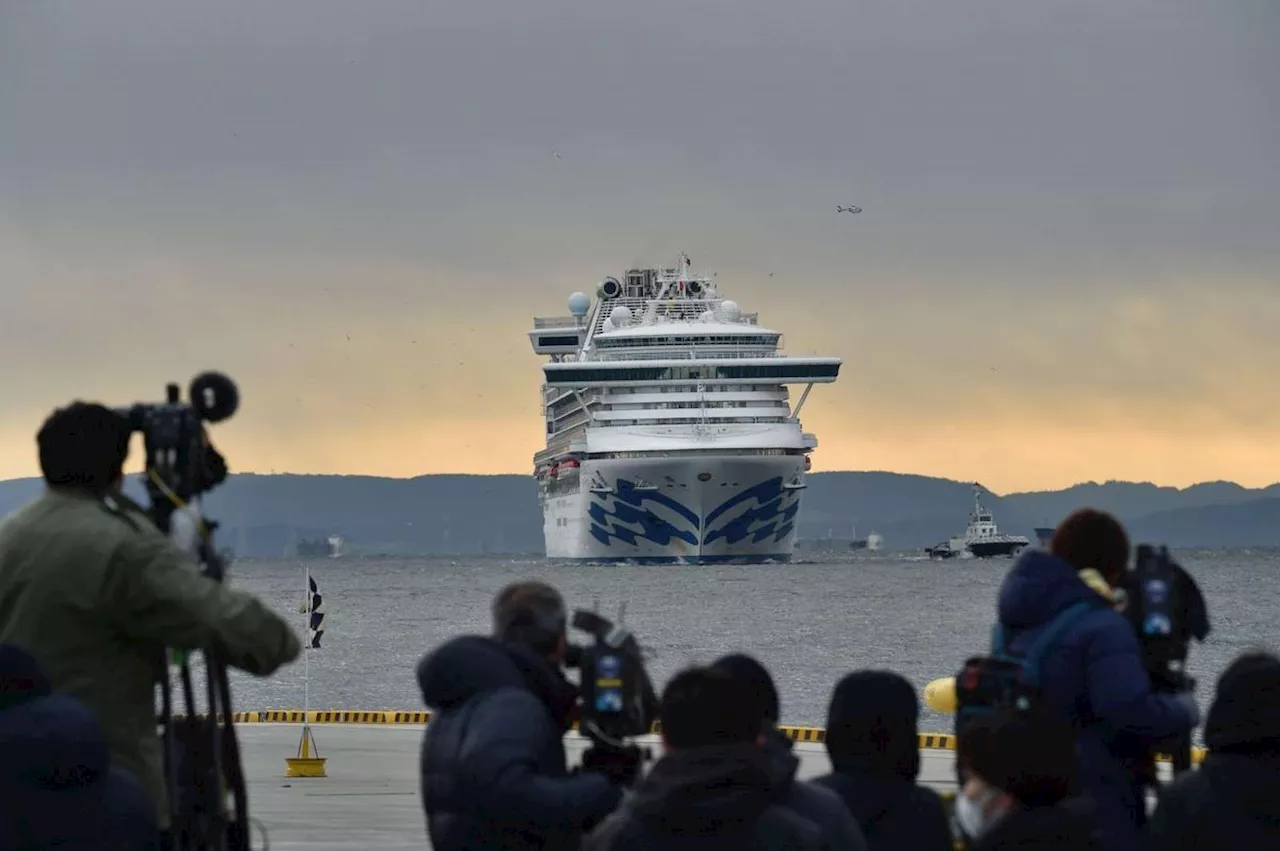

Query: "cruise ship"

xmin=528 ymin=255 xmax=842 ymax=564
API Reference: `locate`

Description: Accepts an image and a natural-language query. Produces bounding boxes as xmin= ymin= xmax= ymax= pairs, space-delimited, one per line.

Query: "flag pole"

xmin=303 ymin=563 xmax=310 ymax=720
xmin=286 ymin=562 xmax=326 ymax=777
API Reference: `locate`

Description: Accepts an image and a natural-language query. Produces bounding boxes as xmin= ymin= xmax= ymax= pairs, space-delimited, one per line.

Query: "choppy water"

xmin=219 ymin=550 xmax=1279 ymax=731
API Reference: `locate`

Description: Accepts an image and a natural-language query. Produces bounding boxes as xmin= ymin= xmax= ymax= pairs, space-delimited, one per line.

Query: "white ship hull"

xmin=541 ymin=455 xmax=805 ymax=564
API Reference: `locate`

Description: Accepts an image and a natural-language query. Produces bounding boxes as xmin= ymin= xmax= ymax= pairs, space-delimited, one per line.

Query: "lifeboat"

xmin=557 ymin=459 xmax=580 ymax=479
xmin=548 ymin=464 xmax=560 ymax=479
xmin=804 ymin=455 xmax=812 ymax=472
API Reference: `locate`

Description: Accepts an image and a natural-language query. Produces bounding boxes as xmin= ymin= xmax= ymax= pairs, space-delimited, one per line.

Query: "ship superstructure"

xmin=528 ymin=255 xmax=841 ymax=563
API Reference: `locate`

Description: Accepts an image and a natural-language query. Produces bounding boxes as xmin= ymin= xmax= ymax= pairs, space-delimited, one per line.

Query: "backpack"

xmin=953 ymin=600 xmax=1094 ymax=737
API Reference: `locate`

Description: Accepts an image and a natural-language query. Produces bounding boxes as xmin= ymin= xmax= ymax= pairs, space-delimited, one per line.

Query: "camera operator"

xmin=416 ymin=580 xmax=634 ymax=851
xmin=0 ymin=402 xmax=302 ymax=843
xmin=992 ymin=508 xmax=1198 ymax=851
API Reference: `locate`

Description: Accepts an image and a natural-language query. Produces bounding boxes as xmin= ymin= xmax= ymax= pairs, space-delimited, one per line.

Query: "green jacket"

xmin=0 ymin=487 xmax=302 ymax=828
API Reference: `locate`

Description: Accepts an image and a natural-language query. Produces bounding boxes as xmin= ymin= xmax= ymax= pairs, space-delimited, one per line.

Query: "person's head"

xmin=37 ymin=402 xmax=131 ymax=496
xmin=825 ymin=670 xmax=921 ymax=781
xmin=1050 ymin=508 xmax=1131 ymax=585
xmin=955 ymin=709 xmax=1077 ymax=840
xmin=491 ymin=581 xmax=568 ymax=663
xmin=660 ymin=665 xmax=762 ymax=751
xmin=1205 ymin=650 xmax=1280 ymax=755
xmin=711 ymin=653 xmax=780 ymax=726
xmin=0 ymin=645 xmax=52 ymax=712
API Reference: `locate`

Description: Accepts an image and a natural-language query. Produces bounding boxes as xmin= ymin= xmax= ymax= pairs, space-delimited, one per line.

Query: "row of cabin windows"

xmin=544 ymin=363 xmax=837 ymax=383
xmin=605 ymin=384 xmax=783 ymax=395
xmin=546 ymin=389 xmax=784 ymax=422
xmin=602 ymin=417 xmax=786 ymax=426
xmin=604 ymin=400 xmax=788 ymax=411
xmin=600 ymin=449 xmax=794 ymax=459
xmin=597 ymin=350 xmax=778 ymax=363
xmin=548 ymin=411 xmax=788 ymax=433
xmin=594 ymin=335 xmax=780 ymax=348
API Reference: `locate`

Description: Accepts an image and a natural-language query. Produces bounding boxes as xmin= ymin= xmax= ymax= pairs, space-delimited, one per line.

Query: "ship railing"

xmin=592 ymin=349 xmax=783 ymax=361
xmin=590 ymin=298 xmax=754 ymax=334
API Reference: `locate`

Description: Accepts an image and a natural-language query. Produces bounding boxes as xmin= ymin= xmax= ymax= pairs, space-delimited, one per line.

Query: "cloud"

xmin=0 ymin=0 xmax=1276 ymax=492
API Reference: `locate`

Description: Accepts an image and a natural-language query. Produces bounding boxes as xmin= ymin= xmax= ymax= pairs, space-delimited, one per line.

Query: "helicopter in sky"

xmin=836 ymin=205 xmax=862 ymax=214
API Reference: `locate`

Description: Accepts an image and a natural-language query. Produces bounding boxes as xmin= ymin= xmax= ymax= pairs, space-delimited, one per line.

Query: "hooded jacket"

xmin=417 ymin=635 xmax=622 ymax=851
xmin=761 ymin=728 xmax=867 ymax=851
xmin=813 ymin=669 xmax=953 ymax=851
xmin=581 ymin=742 xmax=828 ymax=851
xmin=969 ymin=797 xmax=1100 ymax=851
xmin=996 ymin=550 xmax=1196 ymax=851
xmin=1144 ymin=655 xmax=1280 ymax=851
xmin=0 ymin=687 xmax=156 ymax=850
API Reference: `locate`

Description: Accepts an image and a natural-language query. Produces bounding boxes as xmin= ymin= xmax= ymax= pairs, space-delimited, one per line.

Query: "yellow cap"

xmin=923 ymin=676 xmax=957 ymax=713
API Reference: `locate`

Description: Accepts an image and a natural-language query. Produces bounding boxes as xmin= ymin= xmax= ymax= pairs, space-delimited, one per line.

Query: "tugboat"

xmin=924 ymin=483 xmax=1030 ymax=560
xmin=1034 ymin=525 xmax=1055 ymax=547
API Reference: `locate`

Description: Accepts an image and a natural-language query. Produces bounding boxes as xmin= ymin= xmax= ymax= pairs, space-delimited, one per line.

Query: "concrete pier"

xmin=238 ymin=724 xmax=962 ymax=850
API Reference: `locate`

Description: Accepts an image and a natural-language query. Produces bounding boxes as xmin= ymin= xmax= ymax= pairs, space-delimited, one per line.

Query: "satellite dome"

xmin=567 ymin=291 xmax=590 ymax=317
xmin=609 ymin=305 xmax=632 ymax=327
xmin=717 ymin=300 xmax=742 ymax=322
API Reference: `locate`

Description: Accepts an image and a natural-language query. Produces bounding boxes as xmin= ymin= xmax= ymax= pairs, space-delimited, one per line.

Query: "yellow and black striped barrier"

xmin=172 ymin=710 xmax=1206 ymax=764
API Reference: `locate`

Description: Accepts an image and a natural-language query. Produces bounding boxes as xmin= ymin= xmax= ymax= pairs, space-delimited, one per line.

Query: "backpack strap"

xmin=991 ymin=622 xmax=1007 ymax=655
xmin=1019 ymin=601 xmax=1094 ymax=687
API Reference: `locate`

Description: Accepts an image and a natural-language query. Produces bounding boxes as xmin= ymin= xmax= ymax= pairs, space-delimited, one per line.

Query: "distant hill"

xmin=1 ymin=471 xmax=1277 ymax=554
xmin=1001 ymin=480 xmax=1280 ymax=526
xmin=1125 ymin=498 xmax=1280 ymax=548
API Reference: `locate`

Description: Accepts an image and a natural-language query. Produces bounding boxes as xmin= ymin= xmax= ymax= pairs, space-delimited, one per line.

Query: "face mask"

xmin=955 ymin=788 xmax=998 ymax=840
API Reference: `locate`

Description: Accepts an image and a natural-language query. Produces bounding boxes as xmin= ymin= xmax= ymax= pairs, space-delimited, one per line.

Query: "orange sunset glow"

xmin=1 ymin=3 xmax=1276 ymax=495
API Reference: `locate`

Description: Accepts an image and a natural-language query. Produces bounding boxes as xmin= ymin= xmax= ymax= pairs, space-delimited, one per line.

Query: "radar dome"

xmin=609 ymin=305 xmax=632 ymax=327
xmin=567 ymin=291 xmax=590 ymax=317
xmin=717 ymin=300 xmax=742 ymax=322
xmin=699 ymin=310 xmax=715 ymax=323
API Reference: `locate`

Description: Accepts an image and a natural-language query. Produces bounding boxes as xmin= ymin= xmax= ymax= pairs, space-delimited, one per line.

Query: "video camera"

xmin=564 ymin=606 xmax=660 ymax=778
xmin=1116 ymin=544 xmax=1211 ymax=775
xmin=117 ymin=372 xmax=252 ymax=851
xmin=116 ymin=372 xmax=237 ymax=535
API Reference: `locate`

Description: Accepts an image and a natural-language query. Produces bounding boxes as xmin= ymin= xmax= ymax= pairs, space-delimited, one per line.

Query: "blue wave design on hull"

xmin=588 ymin=476 xmax=802 ymax=551
xmin=589 ymin=479 xmax=699 ymax=548
xmin=703 ymin=477 xmax=800 ymax=547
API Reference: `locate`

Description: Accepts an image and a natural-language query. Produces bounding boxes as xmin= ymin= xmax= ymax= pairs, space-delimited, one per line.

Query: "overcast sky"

xmin=1 ymin=0 xmax=1277 ymax=493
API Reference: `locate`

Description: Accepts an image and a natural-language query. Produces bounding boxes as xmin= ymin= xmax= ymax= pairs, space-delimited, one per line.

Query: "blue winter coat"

xmin=417 ymin=635 xmax=623 ymax=851
xmin=0 ymin=692 xmax=157 ymax=850
xmin=996 ymin=551 xmax=1196 ymax=851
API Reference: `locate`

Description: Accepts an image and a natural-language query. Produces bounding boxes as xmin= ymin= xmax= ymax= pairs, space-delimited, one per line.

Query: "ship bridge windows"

xmin=537 ymin=334 xmax=580 ymax=348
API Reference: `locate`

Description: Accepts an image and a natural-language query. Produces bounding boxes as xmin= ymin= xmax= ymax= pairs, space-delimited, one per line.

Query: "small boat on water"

xmin=849 ymin=525 xmax=884 ymax=552
xmin=1035 ymin=526 xmax=1055 ymax=547
xmin=925 ymin=484 xmax=1029 ymax=560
